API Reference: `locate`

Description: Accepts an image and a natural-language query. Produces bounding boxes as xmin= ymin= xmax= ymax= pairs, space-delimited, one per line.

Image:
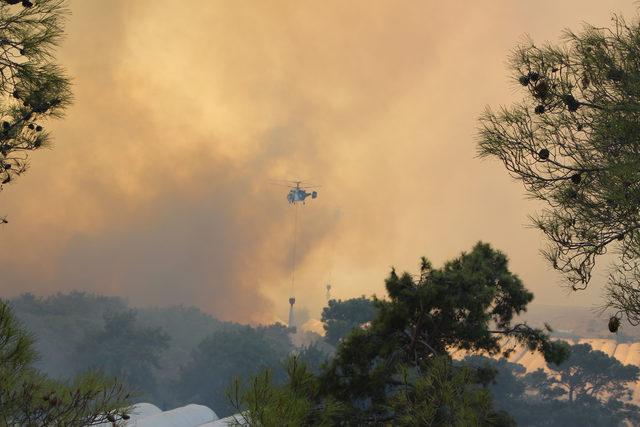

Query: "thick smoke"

xmin=0 ymin=1 xmax=635 ymax=322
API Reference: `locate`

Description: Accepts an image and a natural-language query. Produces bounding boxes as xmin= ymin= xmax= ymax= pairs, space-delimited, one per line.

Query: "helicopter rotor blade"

xmin=268 ymin=179 xmax=322 ymax=189
xmin=269 ymin=179 xmax=302 ymax=185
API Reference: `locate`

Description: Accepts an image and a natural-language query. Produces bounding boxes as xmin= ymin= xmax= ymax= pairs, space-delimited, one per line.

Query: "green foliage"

xmin=0 ymin=299 xmax=131 ymax=426
xmin=321 ymin=296 xmax=376 ymax=346
xmin=390 ymin=357 xmax=515 ymax=427
xmin=477 ymin=11 xmax=640 ymax=325
xmin=296 ymin=343 xmax=329 ymax=375
xmin=320 ymin=242 xmax=565 ymax=421
xmin=234 ymin=243 xmax=560 ymax=425
xmin=227 ymin=356 xmax=345 ymax=426
xmin=0 ymin=0 xmax=72 ymax=211
xmin=463 ymin=356 xmax=527 ymax=402
xmin=0 ymin=297 xmax=36 ymax=385
xmin=72 ymin=310 xmax=170 ymax=401
xmin=178 ymin=324 xmax=293 ymax=417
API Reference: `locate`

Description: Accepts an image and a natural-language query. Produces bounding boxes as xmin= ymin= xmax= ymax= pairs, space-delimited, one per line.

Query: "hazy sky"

xmin=0 ymin=1 xmax=637 ymax=323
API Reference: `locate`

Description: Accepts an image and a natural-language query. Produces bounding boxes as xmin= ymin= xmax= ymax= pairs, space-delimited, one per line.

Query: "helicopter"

xmin=271 ymin=180 xmax=319 ymax=205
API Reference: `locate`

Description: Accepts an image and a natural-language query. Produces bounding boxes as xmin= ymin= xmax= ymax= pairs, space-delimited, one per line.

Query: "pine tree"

xmin=0 ymin=0 xmax=72 ymax=222
xmin=320 ymin=242 xmax=567 ymax=424
xmin=477 ymin=11 xmax=640 ymax=327
xmin=0 ymin=300 xmax=132 ymax=426
xmin=230 ymin=243 xmax=567 ymax=425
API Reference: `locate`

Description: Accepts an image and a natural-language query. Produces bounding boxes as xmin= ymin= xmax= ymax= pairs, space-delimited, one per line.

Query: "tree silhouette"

xmin=230 ymin=243 xmax=567 ymax=425
xmin=537 ymin=342 xmax=639 ymax=404
xmin=477 ymin=12 xmax=640 ymax=326
xmin=465 ymin=343 xmax=640 ymax=426
xmin=321 ymin=242 xmax=568 ymax=423
xmin=73 ymin=310 xmax=170 ymax=401
xmin=0 ymin=0 xmax=72 ymax=221
xmin=178 ymin=325 xmax=291 ymax=417
xmin=0 ymin=300 xmax=131 ymax=425
xmin=321 ymin=296 xmax=376 ymax=346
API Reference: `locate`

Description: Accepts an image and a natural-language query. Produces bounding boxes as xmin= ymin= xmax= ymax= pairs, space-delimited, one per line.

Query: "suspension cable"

xmin=290 ymin=203 xmax=299 ymax=296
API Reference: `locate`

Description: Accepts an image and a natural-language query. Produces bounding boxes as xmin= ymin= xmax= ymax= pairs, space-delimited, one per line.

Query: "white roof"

xmin=198 ymin=413 xmax=248 ymax=426
xmin=128 ymin=403 xmax=164 ymax=420
xmin=134 ymin=404 xmax=218 ymax=427
xmin=95 ymin=403 xmax=219 ymax=427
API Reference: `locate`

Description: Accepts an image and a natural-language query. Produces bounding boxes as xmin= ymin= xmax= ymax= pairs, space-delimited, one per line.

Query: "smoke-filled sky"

xmin=0 ymin=1 xmax=636 ymax=323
